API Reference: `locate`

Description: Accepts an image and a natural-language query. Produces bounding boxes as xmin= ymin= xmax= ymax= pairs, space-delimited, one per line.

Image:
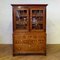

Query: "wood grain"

xmin=11 ymin=4 xmax=47 ymax=55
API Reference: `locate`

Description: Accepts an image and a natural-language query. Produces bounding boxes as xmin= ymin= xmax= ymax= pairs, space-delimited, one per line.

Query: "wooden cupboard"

xmin=11 ymin=4 xmax=48 ymax=55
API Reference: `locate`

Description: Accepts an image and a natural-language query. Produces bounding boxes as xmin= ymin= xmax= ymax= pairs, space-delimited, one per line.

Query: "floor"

xmin=0 ymin=44 xmax=60 ymax=60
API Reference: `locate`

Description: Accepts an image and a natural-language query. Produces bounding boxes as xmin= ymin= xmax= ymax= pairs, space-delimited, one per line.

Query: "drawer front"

xmin=14 ymin=35 xmax=45 ymax=44
xmin=13 ymin=32 xmax=46 ymax=44
xmin=14 ymin=44 xmax=45 ymax=53
xmin=13 ymin=32 xmax=46 ymax=53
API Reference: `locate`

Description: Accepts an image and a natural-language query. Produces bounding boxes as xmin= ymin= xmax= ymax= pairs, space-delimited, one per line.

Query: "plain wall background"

xmin=0 ymin=0 xmax=60 ymax=44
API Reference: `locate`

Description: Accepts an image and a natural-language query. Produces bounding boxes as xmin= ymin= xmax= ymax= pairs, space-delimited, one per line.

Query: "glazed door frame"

xmin=30 ymin=8 xmax=46 ymax=32
xmin=13 ymin=7 xmax=29 ymax=32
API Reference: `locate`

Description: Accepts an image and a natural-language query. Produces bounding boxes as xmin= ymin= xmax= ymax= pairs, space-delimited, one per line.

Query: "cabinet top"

xmin=11 ymin=4 xmax=48 ymax=6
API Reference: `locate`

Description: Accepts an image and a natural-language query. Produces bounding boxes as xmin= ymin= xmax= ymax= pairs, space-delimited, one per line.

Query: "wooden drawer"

xmin=14 ymin=39 xmax=37 ymax=44
xmin=14 ymin=43 xmax=45 ymax=53
xmin=13 ymin=32 xmax=46 ymax=53
xmin=13 ymin=32 xmax=46 ymax=44
xmin=14 ymin=44 xmax=36 ymax=52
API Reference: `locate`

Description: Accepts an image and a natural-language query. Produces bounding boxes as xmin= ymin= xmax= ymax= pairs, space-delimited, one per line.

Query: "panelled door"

xmin=14 ymin=7 xmax=29 ymax=32
xmin=30 ymin=8 xmax=45 ymax=32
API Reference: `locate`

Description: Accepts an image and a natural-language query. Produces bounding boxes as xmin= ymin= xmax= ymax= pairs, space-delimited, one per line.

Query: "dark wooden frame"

xmin=11 ymin=4 xmax=48 ymax=56
xmin=11 ymin=4 xmax=48 ymax=6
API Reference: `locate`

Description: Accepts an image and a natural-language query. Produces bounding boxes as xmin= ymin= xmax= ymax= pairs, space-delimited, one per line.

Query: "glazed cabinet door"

xmin=30 ymin=8 xmax=45 ymax=32
xmin=13 ymin=7 xmax=29 ymax=32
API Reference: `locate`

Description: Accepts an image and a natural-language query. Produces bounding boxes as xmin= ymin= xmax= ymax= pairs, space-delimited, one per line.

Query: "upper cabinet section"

xmin=11 ymin=4 xmax=48 ymax=32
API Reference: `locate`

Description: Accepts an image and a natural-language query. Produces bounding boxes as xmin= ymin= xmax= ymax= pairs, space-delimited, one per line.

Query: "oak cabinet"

xmin=11 ymin=4 xmax=48 ymax=55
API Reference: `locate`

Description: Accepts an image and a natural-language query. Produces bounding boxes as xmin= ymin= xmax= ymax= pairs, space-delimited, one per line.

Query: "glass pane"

xmin=38 ymin=24 xmax=43 ymax=29
xmin=16 ymin=10 xmax=27 ymax=16
xmin=32 ymin=23 xmax=43 ymax=29
xmin=38 ymin=16 xmax=43 ymax=22
xmin=32 ymin=10 xmax=43 ymax=15
xmin=16 ymin=10 xmax=28 ymax=29
xmin=32 ymin=17 xmax=43 ymax=30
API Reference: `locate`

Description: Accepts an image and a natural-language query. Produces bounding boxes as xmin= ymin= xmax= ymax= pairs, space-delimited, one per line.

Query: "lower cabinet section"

xmin=13 ymin=32 xmax=46 ymax=55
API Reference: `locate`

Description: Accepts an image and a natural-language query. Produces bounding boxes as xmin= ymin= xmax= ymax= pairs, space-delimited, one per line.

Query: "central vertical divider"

xmin=29 ymin=8 xmax=30 ymax=32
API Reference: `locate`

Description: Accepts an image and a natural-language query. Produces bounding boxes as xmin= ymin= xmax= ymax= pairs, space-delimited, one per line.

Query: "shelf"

xmin=16 ymin=10 xmax=28 ymax=19
xmin=32 ymin=10 xmax=43 ymax=16
xmin=16 ymin=15 xmax=28 ymax=18
xmin=16 ymin=24 xmax=27 ymax=29
xmin=32 ymin=15 xmax=43 ymax=17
